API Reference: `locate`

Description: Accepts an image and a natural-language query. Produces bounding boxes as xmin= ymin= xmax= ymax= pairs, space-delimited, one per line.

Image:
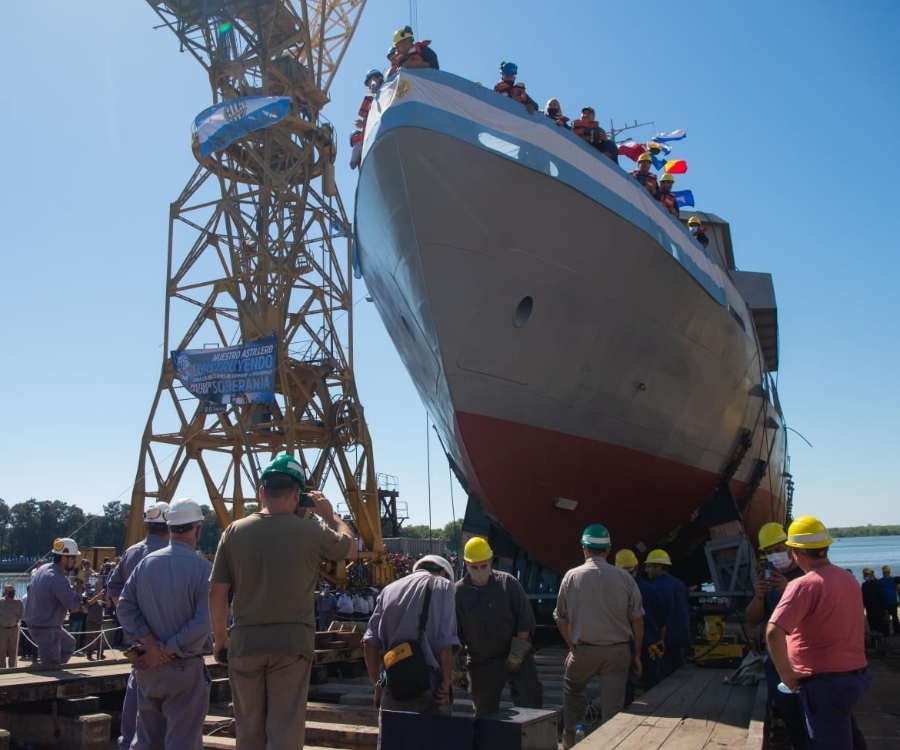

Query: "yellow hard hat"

xmin=463 ymin=536 xmax=493 ymax=564
xmin=393 ymin=26 xmax=414 ymax=45
xmin=758 ymin=522 xmax=788 ymax=550
xmin=687 ymin=216 xmax=701 ymax=226
xmin=615 ymin=549 xmax=639 ymax=568
xmin=785 ymin=516 xmax=833 ymax=549
xmin=646 ymin=549 xmax=672 ymax=565
xmin=863 ymin=567 xmax=874 ymax=576
xmin=637 ymin=152 xmax=652 ymax=163
xmin=659 ymin=173 xmax=675 ymax=183
xmin=884 ymin=565 xmax=892 ymax=573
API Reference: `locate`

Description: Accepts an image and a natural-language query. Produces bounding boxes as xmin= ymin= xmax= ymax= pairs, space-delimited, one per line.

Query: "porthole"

xmin=513 ymin=296 xmax=533 ymax=327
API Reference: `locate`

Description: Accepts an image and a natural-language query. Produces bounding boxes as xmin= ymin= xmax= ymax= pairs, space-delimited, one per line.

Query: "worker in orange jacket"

xmin=388 ymin=26 xmax=438 ymax=75
xmin=494 ymin=61 xmax=537 ymax=114
xmin=572 ymin=107 xmax=617 ymax=163
xmin=658 ymin=173 xmax=679 ymax=217
xmin=631 ymin=153 xmax=658 ymax=197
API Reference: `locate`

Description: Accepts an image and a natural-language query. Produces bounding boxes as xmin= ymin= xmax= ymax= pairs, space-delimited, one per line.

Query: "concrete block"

xmin=0 ymin=708 xmax=110 ymax=750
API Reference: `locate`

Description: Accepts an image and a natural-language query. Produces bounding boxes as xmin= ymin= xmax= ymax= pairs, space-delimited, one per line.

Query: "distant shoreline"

xmin=830 ymin=526 xmax=899 ymax=538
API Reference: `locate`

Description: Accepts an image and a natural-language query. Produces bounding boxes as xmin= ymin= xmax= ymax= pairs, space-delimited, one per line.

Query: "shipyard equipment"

xmin=129 ymin=1 xmax=390 ymax=582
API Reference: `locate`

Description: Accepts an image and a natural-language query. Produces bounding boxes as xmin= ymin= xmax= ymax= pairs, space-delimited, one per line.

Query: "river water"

xmin=823 ymin=534 xmax=900 ymax=577
xmin=1 ymin=536 xmax=897 ymax=597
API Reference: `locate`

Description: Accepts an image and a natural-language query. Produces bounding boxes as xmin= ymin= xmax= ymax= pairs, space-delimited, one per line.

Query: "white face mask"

xmin=767 ymin=551 xmax=792 ymax=571
xmin=467 ymin=565 xmax=492 ymax=584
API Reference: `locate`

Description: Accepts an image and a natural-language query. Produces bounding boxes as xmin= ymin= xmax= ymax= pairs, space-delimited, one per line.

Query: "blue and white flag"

xmin=651 ymin=153 xmax=667 ymax=172
xmin=672 ymin=189 xmax=695 ymax=208
xmin=654 ymin=129 xmax=686 ymax=143
xmin=193 ymin=96 xmax=292 ymax=158
xmin=330 ymin=219 xmax=350 ymax=238
xmin=172 ymin=335 xmax=277 ymax=409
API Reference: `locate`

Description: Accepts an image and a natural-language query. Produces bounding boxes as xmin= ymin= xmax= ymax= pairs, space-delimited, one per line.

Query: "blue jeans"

xmin=765 ymin=655 xmax=809 ymax=749
xmin=799 ymin=669 xmax=871 ymax=750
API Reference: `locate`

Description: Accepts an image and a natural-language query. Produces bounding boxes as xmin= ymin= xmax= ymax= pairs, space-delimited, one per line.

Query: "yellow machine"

xmin=691 ymin=614 xmax=746 ymax=665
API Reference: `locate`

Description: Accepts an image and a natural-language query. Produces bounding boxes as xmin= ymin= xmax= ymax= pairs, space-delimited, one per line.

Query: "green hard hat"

xmin=581 ymin=523 xmax=611 ymax=550
xmin=260 ymin=454 xmax=306 ymax=489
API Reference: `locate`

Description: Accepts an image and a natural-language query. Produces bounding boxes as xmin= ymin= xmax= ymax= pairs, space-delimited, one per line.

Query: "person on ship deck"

xmin=542 ymin=98 xmax=570 ymax=128
xmin=657 ymin=173 xmax=680 ymax=218
xmin=572 ymin=107 xmax=618 ymax=163
xmin=493 ymin=61 xmax=538 ymax=114
xmin=388 ymin=26 xmax=439 ymax=76
xmin=630 ymin=152 xmax=658 ymax=197
xmin=687 ymin=215 xmax=709 ymax=247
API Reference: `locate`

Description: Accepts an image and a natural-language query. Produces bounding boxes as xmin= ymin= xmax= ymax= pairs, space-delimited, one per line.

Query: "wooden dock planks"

xmin=578 ymin=666 xmax=756 ymax=750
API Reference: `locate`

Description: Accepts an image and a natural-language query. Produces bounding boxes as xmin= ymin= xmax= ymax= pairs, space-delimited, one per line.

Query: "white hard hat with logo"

xmin=413 ymin=554 xmax=455 ymax=582
xmin=52 ymin=537 xmax=79 ymax=556
xmin=167 ymin=497 xmax=204 ymax=526
xmin=143 ymin=502 xmax=170 ymax=524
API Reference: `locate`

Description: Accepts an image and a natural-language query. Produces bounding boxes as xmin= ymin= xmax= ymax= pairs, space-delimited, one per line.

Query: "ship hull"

xmin=355 ymin=71 xmax=786 ymax=577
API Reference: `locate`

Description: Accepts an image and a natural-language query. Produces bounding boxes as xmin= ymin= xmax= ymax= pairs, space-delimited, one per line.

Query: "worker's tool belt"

xmin=801 ymin=668 xmax=868 ymax=684
xmin=383 ymin=578 xmax=435 ymax=701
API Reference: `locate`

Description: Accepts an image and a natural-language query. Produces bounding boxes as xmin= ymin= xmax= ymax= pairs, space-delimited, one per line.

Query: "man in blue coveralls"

xmin=106 ymin=501 xmax=170 ymax=750
xmin=644 ymin=548 xmax=691 ymax=678
xmin=117 ymin=498 xmax=213 ymax=750
xmin=878 ymin=565 xmax=900 ymax=635
xmin=24 ymin=537 xmax=82 ymax=667
xmin=615 ymin=548 xmax=664 ymax=701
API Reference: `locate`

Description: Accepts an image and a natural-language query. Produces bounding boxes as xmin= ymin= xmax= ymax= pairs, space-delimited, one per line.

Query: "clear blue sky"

xmin=0 ymin=1 xmax=898 ymax=535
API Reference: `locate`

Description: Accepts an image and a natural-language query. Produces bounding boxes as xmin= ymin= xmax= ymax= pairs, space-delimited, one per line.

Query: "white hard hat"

xmin=143 ymin=502 xmax=170 ymax=524
xmin=413 ymin=554 xmax=455 ymax=582
xmin=167 ymin=497 xmax=204 ymax=526
xmin=52 ymin=537 xmax=79 ymax=556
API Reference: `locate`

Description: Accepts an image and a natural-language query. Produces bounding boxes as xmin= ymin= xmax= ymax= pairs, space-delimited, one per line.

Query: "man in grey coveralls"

xmin=23 ymin=537 xmax=82 ymax=667
xmin=106 ymin=501 xmax=170 ymax=750
xmin=117 ymin=498 xmax=212 ymax=750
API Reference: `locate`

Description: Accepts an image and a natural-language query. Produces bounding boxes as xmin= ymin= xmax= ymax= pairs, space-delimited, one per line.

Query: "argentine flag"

xmin=193 ymin=96 xmax=293 ymax=158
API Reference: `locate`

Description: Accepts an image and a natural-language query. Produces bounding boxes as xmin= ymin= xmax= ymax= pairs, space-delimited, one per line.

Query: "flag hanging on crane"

xmin=171 ymin=335 xmax=278 ymax=411
xmin=193 ymin=96 xmax=293 ymax=158
xmin=672 ymin=190 xmax=695 ymax=208
xmin=654 ymin=129 xmax=686 ymax=143
xmin=664 ymin=159 xmax=688 ymax=174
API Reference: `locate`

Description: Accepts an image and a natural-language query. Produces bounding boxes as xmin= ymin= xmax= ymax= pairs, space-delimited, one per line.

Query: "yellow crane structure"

xmin=128 ymin=1 xmax=389 ymax=583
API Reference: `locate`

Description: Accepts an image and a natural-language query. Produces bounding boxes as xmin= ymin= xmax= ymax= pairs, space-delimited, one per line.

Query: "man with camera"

xmin=210 ymin=454 xmax=356 ymax=750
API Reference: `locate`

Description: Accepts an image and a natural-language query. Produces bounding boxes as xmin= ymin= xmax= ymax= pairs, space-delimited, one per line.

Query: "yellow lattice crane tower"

xmin=129 ymin=1 xmax=386 ymax=582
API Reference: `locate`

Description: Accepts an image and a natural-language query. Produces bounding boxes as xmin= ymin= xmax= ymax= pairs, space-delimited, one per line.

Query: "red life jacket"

xmin=631 ymin=169 xmax=658 ymax=196
xmin=358 ymin=95 xmax=374 ymax=122
xmin=494 ymin=80 xmax=529 ymax=104
xmin=659 ymin=191 xmax=679 ymax=216
xmin=388 ymin=40 xmax=434 ymax=75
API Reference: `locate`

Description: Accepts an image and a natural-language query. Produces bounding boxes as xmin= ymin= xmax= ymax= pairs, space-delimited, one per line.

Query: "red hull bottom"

xmin=455 ymin=412 xmax=777 ymax=576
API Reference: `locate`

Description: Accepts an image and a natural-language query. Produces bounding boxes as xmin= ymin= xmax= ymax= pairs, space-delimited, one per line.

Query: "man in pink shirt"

xmin=767 ymin=516 xmax=871 ymax=750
